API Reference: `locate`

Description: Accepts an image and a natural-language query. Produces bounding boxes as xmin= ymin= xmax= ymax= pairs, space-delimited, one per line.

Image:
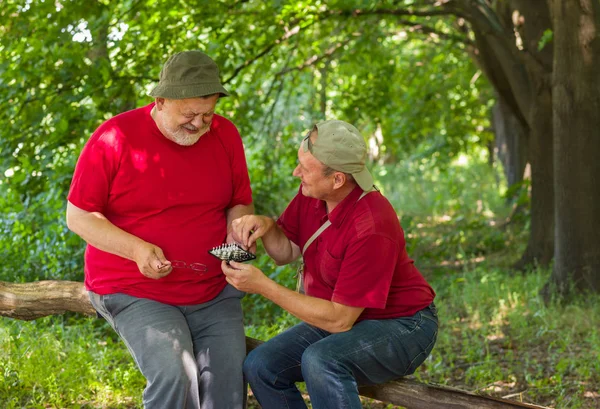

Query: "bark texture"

xmin=492 ymin=97 xmax=528 ymax=188
xmin=462 ymin=0 xmax=555 ymax=269
xmin=547 ymin=0 xmax=600 ymax=294
xmin=0 ymin=280 xmax=96 ymax=320
xmin=513 ymin=84 xmax=554 ymax=270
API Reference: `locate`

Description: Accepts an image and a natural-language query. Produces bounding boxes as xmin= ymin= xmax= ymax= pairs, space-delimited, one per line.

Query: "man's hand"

xmin=133 ymin=242 xmax=172 ymax=279
xmin=230 ymin=215 xmax=274 ymax=250
xmin=225 ymin=230 xmax=257 ymax=254
xmin=221 ymin=260 xmax=269 ymax=294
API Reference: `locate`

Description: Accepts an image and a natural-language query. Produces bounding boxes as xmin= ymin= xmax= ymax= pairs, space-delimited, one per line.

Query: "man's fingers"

xmin=154 ymin=247 xmax=170 ymax=266
xmin=222 ymin=260 xmax=237 ymax=274
xmin=231 ymin=217 xmax=250 ymax=246
xmin=247 ymin=229 xmax=261 ymax=248
xmin=143 ymin=269 xmax=162 ymax=280
xmin=237 ymin=223 xmax=250 ymax=247
xmin=228 ymin=260 xmax=245 ymax=270
xmin=157 ymin=265 xmax=172 ymax=275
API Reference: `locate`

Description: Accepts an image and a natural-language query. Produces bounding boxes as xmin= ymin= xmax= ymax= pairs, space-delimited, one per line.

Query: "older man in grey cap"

xmin=66 ymin=51 xmax=253 ymax=409
xmin=223 ymin=120 xmax=438 ymax=409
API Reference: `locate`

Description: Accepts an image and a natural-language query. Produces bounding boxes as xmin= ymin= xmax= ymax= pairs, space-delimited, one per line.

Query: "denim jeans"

xmin=89 ymin=284 xmax=246 ymax=409
xmin=244 ymin=303 xmax=438 ymax=409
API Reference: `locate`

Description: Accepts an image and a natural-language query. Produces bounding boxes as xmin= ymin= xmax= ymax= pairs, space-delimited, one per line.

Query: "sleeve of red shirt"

xmin=276 ymin=189 xmax=303 ymax=246
xmin=67 ymin=123 xmax=124 ymax=213
xmin=331 ymin=234 xmax=399 ymax=309
xmin=220 ymin=120 xmax=253 ymax=208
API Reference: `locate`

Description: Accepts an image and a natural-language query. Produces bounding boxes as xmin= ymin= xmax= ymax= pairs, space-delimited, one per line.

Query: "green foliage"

xmin=242 ymin=245 xmax=300 ymax=330
xmin=427 ymin=266 xmax=600 ymax=408
xmin=3 ymin=269 xmax=598 ymax=408
xmin=4 ymin=2 xmax=590 ymax=408
xmin=1 ymin=0 xmax=491 ymax=283
xmin=0 ymin=316 xmax=144 ymax=408
xmin=538 ymin=29 xmax=554 ymax=51
xmin=372 ymin=148 xmax=529 ymax=269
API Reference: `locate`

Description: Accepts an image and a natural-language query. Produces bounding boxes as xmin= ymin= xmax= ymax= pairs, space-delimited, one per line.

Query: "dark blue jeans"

xmin=244 ymin=303 xmax=438 ymax=409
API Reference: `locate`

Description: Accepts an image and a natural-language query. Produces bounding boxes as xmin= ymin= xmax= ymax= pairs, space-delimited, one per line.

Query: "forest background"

xmin=1 ymin=1 xmax=599 ymax=408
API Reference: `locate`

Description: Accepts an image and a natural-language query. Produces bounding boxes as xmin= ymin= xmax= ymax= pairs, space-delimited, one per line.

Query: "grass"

xmin=1 ymin=153 xmax=598 ymax=408
xmin=3 ymin=265 xmax=598 ymax=408
xmin=243 ymin=266 xmax=600 ymax=409
xmin=0 ymin=317 xmax=144 ymax=408
xmin=422 ymin=266 xmax=600 ymax=409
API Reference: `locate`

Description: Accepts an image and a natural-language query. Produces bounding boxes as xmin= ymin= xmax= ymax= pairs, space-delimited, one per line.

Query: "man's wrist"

xmin=262 ymin=216 xmax=275 ymax=231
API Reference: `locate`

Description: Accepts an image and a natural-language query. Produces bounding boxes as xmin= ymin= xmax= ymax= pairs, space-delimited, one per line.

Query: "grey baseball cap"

xmin=303 ymin=120 xmax=374 ymax=191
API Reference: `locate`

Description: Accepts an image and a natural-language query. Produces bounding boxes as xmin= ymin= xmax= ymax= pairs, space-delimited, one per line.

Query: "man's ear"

xmin=155 ymin=97 xmax=166 ymax=110
xmin=332 ymin=172 xmax=346 ymax=190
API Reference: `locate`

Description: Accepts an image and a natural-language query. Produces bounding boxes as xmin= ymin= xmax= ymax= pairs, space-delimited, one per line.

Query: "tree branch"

xmin=395 ymin=18 xmax=472 ymax=44
xmin=329 ymin=6 xmax=467 ymax=19
xmin=275 ymin=37 xmax=354 ymax=77
xmin=223 ymin=3 xmax=469 ymax=84
xmin=0 ymin=280 xmax=553 ymax=409
xmin=223 ymin=19 xmax=320 ymax=84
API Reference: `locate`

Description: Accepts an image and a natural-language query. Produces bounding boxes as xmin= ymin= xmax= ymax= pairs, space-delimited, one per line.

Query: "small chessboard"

xmin=208 ymin=243 xmax=256 ymax=262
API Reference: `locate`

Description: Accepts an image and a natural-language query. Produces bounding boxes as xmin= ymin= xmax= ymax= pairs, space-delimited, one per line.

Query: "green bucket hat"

xmin=303 ymin=120 xmax=374 ymax=191
xmin=148 ymin=51 xmax=230 ymax=99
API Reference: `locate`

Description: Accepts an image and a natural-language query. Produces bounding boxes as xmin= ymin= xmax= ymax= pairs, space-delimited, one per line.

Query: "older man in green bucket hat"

xmin=66 ymin=51 xmax=253 ymax=409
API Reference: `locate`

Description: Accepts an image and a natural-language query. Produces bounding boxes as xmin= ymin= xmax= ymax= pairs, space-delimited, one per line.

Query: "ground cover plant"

xmin=1 ymin=156 xmax=598 ymax=409
xmin=2 ymin=2 xmax=599 ymax=407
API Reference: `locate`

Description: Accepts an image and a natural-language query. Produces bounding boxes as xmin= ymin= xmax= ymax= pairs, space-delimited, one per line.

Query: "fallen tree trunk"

xmin=0 ymin=280 xmax=548 ymax=409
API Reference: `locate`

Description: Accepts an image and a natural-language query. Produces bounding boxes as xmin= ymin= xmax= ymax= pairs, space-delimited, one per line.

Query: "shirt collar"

xmin=328 ymin=185 xmax=365 ymax=228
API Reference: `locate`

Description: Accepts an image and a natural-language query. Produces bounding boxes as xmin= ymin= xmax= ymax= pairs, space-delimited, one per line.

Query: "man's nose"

xmin=190 ymin=116 xmax=204 ymax=128
xmin=292 ymin=165 xmax=301 ymax=177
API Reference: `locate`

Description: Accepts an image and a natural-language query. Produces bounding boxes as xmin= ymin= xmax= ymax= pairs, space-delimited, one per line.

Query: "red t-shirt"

xmin=68 ymin=103 xmax=252 ymax=305
xmin=277 ymin=185 xmax=435 ymax=320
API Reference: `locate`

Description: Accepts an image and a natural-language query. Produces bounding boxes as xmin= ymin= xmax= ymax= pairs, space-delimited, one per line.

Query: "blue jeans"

xmin=89 ymin=284 xmax=246 ymax=409
xmin=244 ymin=303 xmax=438 ymax=409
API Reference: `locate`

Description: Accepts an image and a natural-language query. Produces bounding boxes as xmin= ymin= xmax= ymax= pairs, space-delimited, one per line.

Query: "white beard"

xmin=165 ymin=123 xmax=211 ymax=146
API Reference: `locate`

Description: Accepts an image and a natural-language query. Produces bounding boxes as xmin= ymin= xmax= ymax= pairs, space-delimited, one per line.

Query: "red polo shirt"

xmin=277 ymin=185 xmax=435 ymax=320
xmin=68 ymin=103 xmax=252 ymax=305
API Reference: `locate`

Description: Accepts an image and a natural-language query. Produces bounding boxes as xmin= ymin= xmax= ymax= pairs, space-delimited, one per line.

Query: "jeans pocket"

xmin=221 ymin=283 xmax=246 ymax=299
xmin=402 ymin=319 xmax=438 ymax=376
xmin=88 ymin=291 xmax=119 ymax=329
xmin=429 ymin=302 xmax=439 ymax=318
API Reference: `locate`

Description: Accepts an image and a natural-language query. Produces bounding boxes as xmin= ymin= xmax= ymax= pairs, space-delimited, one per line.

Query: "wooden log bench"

xmin=0 ymin=280 xmax=550 ymax=409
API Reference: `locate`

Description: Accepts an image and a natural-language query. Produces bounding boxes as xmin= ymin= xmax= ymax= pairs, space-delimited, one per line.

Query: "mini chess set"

xmin=209 ymin=243 xmax=256 ymax=262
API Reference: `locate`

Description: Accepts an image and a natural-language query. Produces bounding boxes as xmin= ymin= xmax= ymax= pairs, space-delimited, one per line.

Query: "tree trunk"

xmin=513 ymin=86 xmax=555 ymax=270
xmin=0 ymin=280 xmax=551 ymax=409
xmin=545 ymin=0 xmax=600 ymax=296
xmin=465 ymin=1 xmax=556 ymax=271
xmin=462 ymin=1 xmax=556 ymax=271
xmin=492 ymin=96 xmax=529 ymax=187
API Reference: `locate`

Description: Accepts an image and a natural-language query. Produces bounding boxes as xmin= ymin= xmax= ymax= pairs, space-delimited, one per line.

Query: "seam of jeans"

xmin=116 ymin=331 xmax=147 ymax=391
xmin=272 ymin=363 xmax=302 ymax=386
xmin=182 ymin=388 xmax=188 ymax=409
xmin=101 ymin=295 xmax=121 ymax=333
xmin=304 ymin=357 xmax=355 ymax=409
xmin=94 ymin=296 xmax=146 ymax=382
xmin=326 ymin=314 xmax=433 ymax=381
xmin=402 ymin=328 xmax=438 ymax=376
xmin=91 ymin=292 xmax=117 ymax=330
xmin=333 ymin=359 xmax=356 ymax=408
xmin=421 ymin=314 xmax=438 ymax=324
xmin=279 ymin=390 xmax=293 ymax=409
xmin=331 ymin=314 xmax=424 ymax=361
